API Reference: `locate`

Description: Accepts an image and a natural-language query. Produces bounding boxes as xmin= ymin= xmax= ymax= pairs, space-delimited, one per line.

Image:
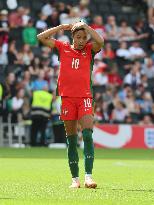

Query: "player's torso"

xmin=58 ymin=43 xmax=93 ymax=97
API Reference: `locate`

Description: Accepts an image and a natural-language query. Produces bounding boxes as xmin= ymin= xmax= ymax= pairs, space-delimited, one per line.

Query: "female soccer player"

xmin=37 ymin=21 xmax=104 ymax=188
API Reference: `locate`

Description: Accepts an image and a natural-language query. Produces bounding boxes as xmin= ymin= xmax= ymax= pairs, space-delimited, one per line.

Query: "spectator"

xmin=28 ymin=57 xmax=41 ymax=77
xmin=147 ymin=16 xmax=154 ymax=45
xmin=93 ymin=57 xmax=107 ymax=75
xmin=119 ymin=19 xmax=136 ymax=41
xmin=124 ymin=62 xmax=141 ymax=87
xmin=124 ymin=115 xmax=134 ymax=124
xmin=102 ymin=87 xmax=113 ymax=103
xmin=36 ymin=13 xmax=47 ymax=31
xmin=7 ymin=40 xmax=18 ymax=64
xmin=22 ymin=19 xmax=38 ymax=46
xmin=112 ymin=101 xmax=129 ymax=123
xmin=94 ymin=92 xmax=103 ymax=122
xmin=90 ymin=15 xmax=106 ymax=39
xmin=142 ymin=57 xmax=154 ymax=78
xmin=51 ymin=53 xmax=60 ymax=68
xmin=93 ymin=68 xmax=108 ymax=86
xmin=139 ymin=114 xmax=153 ymax=125
xmin=59 ymin=7 xmax=80 ymax=24
xmin=8 ymin=7 xmax=24 ymax=28
xmin=140 ymin=74 xmax=149 ymax=88
xmin=0 ymin=10 xmax=9 ymax=53
xmin=6 ymin=0 xmax=18 ymax=10
xmin=129 ymin=42 xmax=146 ymax=60
xmin=93 ymin=58 xmax=108 ymax=86
xmin=48 ymin=69 xmax=57 ymax=91
xmin=146 ymin=0 xmax=154 ymax=21
xmin=41 ymin=46 xmax=51 ymax=59
xmin=77 ymin=0 xmax=90 ymax=19
xmin=118 ymin=84 xmax=132 ymax=102
xmin=103 ymin=42 xmax=115 ymax=61
xmin=57 ymin=29 xmax=70 ymax=43
xmin=11 ymin=88 xmax=24 ymax=113
xmin=30 ymin=85 xmax=53 ymax=146
xmin=16 ymin=70 xmax=31 ymax=96
xmin=21 ymin=44 xmax=34 ymax=66
xmin=116 ymin=41 xmax=131 ymax=59
xmin=57 ymin=2 xmax=70 ymax=15
xmin=101 ymin=101 xmax=110 ymax=123
xmin=105 ymin=15 xmax=119 ymax=40
xmin=150 ymin=43 xmax=154 ymax=61
xmin=22 ymin=7 xmax=31 ymax=27
xmin=41 ymin=2 xmax=54 ymax=17
xmin=135 ymin=83 xmax=146 ymax=99
xmin=94 ymin=104 xmax=103 ymax=122
xmin=133 ymin=19 xmax=149 ymax=40
xmin=46 ymin=10 xmax=60 ymax=28
xmin=108 ymin=65 xmax=123 ymax=86
xmin=6 ymin=72 xmax=17 ymax=98
xmin=31 ymin=70 xmax=48 ymax=91
xmin=124 ymin=88 xmax=140 ymax=114
xmin=137 ymin=91 xmax=153 ymax=114
xmin=0 ymin=46 xmax=8 ymax=65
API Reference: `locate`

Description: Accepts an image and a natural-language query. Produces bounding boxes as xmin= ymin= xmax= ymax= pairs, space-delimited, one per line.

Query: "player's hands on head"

xmin=62 ymin=24 xmax=73 ymax=31
xmin=71 ymin=22 xmax=87 ymax=33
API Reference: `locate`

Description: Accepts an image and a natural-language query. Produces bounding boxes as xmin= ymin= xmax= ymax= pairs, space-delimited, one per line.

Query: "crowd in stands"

xmin=0 ymin=0 xmax=154 ymax=126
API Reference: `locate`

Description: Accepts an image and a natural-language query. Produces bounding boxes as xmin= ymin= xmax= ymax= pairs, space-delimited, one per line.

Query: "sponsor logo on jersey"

xmin=64 ymin=50 xmax=70 ymax=53
xmin=82 ymin=51 xmax=87 ymax=56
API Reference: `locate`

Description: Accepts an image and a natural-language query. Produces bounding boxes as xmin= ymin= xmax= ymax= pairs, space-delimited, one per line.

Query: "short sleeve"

xmin=86 ymin=42 xmax=93 ymax=51
xmin=86 ymin=42 xmax=101 ymax=58
xmin=54 ymin=40 xmax=64 ymax=51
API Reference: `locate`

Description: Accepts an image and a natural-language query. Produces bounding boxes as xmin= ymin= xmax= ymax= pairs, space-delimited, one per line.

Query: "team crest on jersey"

xmin=82 ymin=51 xmax=87 ymax=57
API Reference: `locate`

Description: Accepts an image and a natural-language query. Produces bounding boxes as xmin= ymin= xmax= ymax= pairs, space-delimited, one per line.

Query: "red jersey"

xmin=55 ymin=40 xmax=95 ymax=97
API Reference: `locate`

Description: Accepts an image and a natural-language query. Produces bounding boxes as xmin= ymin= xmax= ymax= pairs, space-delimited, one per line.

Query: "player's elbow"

xmin=95 ymin=41 xmax=104 ymax=51
xmin=37 ymin=33 xmax=47 ymax=41
xmin=98 ymin=39 xmax=104 ymax=48
xmin=37 ymin=34 xmax=43 ymax=41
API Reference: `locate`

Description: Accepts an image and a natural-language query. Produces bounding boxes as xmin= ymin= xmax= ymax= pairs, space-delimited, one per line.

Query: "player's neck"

xmin=71 ymin=44 xmax=82 ymax=51
xmin=71 ymin=44 xmax=77 ymax=50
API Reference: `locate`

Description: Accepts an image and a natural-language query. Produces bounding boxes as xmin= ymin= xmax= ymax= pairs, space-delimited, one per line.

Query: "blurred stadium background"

xmin=0 ymin=0 xmax=154 ymax=148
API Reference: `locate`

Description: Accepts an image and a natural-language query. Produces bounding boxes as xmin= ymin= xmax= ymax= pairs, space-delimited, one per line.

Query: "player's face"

xmin=73 ymin=30 xmax=87 ymax=50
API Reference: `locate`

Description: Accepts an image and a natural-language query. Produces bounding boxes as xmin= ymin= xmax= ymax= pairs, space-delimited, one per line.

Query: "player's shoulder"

xmin=57 ymin=40 xmax=69 ymax=46
xmin=63 ymin=41 xmax=70 ymax=48
xmin=84 ymin=42 xmax=93 ymax=51
xmin=55 ymin=39 xmax=70 ymax=49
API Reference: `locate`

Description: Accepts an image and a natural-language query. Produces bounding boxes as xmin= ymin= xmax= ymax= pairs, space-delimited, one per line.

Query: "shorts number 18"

xmin=84 ymin=98 xmax=91 ymax=108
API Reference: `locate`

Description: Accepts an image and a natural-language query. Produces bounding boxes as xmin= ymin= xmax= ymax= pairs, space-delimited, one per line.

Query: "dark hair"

xmin=71 ymin=27 xmax=85 ymax=37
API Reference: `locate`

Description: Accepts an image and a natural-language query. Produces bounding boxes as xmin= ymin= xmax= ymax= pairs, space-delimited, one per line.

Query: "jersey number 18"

xmin=72 ymin=58 xmax=80 ymax=69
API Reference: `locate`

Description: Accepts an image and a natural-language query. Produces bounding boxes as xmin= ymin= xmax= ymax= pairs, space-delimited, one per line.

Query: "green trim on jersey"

xmin=56 ymin=86 xmax=59 ymax=96
xmin=55 ymin=47 xmax=60 ymax=96
xmin=90 ymin=50 xmax=95 ymax=100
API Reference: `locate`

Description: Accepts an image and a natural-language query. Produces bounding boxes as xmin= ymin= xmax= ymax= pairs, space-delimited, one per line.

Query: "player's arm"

xmin=37 ymin=24 xmax=73 ymax=48
xmin=72 ymin=22 xmax=104 ymax=53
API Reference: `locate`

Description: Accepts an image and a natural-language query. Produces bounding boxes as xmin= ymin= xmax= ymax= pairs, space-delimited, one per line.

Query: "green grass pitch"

xmin=0 ymin=148 xmax=154 ymax=205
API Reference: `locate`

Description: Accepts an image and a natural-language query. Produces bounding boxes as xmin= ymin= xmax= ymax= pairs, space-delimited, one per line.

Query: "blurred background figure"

xmin=0 ymin=0 xmax=153 ymax=147
xmin=30 ymin=85 xmax=53 ymax=146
